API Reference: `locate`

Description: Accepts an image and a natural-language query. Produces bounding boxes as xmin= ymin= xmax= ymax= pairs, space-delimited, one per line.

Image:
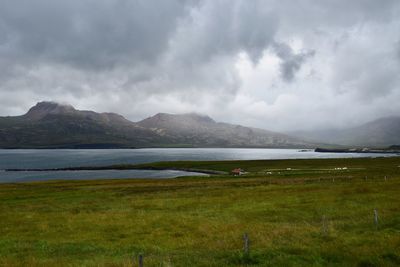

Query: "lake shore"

xmin=2 ymin=148 xmax=399 ymax=183
xmin=315 ymin=147 xmax=400 ymax=154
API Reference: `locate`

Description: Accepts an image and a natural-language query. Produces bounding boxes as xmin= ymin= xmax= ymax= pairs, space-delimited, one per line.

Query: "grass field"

xmin=1 ymin=157 xmax=400 ymax=266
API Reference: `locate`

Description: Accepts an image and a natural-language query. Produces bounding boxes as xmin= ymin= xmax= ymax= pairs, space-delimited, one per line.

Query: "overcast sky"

xmin=0 ymin=0 xmax=399 ymax=131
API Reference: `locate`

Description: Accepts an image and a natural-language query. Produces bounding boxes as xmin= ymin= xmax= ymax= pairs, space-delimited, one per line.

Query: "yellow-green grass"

xmin=1 ymin=157 xmax=400 ymax=266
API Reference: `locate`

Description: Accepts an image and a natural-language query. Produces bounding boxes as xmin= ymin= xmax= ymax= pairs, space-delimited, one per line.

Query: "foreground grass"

xmin=0 ymin=157 xmax=400 ymax=266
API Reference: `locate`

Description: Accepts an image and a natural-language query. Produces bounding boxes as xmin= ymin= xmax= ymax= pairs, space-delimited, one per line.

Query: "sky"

xmin=0 ymin=0 xmax=399 ymax=131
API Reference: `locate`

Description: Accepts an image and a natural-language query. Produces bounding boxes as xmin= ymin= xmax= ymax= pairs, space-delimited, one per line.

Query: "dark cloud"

xmin=0 ymin=0 xmax=400 ymax=131
xmin=0 ymin=0 xmax=191 ymax=69
xmin=273 ymin=42 xmax=315 ymax=82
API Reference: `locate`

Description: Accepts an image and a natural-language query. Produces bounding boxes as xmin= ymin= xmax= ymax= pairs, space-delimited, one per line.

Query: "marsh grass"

xmin=0 ymin=157 xmax=400 ymax=266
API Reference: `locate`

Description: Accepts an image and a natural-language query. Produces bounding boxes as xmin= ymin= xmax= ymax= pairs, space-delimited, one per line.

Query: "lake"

xmin=0 ymin=148 xmax=396 ymax=182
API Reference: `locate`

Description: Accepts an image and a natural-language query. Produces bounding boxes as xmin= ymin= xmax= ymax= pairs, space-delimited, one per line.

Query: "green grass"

xmin=1 ymin=157 xmax=400 ymax=266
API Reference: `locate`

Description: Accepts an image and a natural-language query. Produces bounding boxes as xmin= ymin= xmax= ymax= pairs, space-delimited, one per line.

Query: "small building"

xmin=231 ymin=168 xmax=244 ymax=176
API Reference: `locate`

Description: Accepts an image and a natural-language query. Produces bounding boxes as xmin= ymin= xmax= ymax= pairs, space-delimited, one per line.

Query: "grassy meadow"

xmin=0 ymin=157 xmax=400 ymax=266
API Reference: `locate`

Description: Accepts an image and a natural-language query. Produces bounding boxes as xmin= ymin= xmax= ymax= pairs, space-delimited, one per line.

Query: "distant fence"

xmin=132 ymin=207 xmax=382 ymax=266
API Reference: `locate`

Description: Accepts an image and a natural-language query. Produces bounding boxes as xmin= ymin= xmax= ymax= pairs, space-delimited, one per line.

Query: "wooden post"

xmin=138 ymin=254 xmax=143 ymax=267
xmin=322 ymin=215 xmax=327 ymax=235
xmin=243 ymin=233 xmax=250 ymax=255
xmin=374 ymin=209 xmax=378 ymax=228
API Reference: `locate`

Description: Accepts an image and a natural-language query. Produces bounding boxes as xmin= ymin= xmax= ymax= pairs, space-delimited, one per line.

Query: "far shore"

xmin=315 ymin=147 xmax=400 ymax=154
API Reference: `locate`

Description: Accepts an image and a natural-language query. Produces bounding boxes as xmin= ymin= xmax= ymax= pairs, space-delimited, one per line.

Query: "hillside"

xmin=0 ymin=102 xmax=310 ymax=148
xmin=137 ymin=112 xmax=309 ymax=148
xmin=290 ymin=116 xmax=400 ymax=147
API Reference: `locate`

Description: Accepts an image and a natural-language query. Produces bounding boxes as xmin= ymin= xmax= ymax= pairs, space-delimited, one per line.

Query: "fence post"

xmin=138 ymin=254 xmax=143 ymax=267
xmin=374 ymin=209 xmax=378 ymax=228
xmin=322 ymin=215 xmax=327 ymax=235
xmin=243 ymin=233 xmax=250 ymax=255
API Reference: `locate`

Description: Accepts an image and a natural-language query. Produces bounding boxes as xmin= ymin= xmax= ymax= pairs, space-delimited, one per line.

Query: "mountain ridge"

xmin=0 ymin=101 xmax=312 ymax=149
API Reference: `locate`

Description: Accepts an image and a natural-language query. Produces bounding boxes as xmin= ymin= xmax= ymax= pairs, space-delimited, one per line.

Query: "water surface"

xmin=0 ymin=169 xmax=206 ymax=183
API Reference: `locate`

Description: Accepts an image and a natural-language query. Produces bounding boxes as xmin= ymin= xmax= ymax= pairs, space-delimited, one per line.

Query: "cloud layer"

xmin=0 ymin=0 xmax=399 ymax=131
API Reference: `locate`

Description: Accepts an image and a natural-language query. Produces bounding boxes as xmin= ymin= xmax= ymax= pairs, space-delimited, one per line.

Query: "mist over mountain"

xmin=289 ymin=116 xmax=400 ymax=147
xmin=0 ymin=102 xmax=311 ymax=149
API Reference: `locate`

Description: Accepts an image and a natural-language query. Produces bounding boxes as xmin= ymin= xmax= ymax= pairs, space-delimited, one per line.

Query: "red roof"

xmin=231 ymin=168 xmax=243 ymax=173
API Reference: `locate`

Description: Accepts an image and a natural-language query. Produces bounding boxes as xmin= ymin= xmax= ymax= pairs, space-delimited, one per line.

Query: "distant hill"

xmin=137 ymin=112 xmax=310 ymax=148
xmin=0 ymin=101 xmax=311 ymax=148
xmin=289 ymin=116 xmax=400 ymax=147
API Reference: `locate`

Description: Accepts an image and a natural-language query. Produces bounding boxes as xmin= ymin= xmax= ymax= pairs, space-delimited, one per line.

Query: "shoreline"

xmin=315 ymin=147 xmax=400 ymax=154
xmin=2 ymin=156 xmax=400 ymax=184
xmin=4 ymin=166 xmax=227 ymax=175
xmin=5 ymin=154 xmax=400 ymax=174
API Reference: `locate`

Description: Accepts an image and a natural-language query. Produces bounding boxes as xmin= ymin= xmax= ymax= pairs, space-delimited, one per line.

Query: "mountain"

xmin=137 ymin=112 xmax=310 ymax=148
xmin=0 ymin=102 xmax=164 ymax=148
xmin=0 ymin=101 xmax=311 ymax=149
xmin=289 ymin=116 xmax=400 ymax=147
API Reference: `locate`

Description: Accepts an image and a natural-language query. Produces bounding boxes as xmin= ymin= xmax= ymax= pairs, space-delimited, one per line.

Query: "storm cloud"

xmin=0 ymin=0 xmax=399 ymax=131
